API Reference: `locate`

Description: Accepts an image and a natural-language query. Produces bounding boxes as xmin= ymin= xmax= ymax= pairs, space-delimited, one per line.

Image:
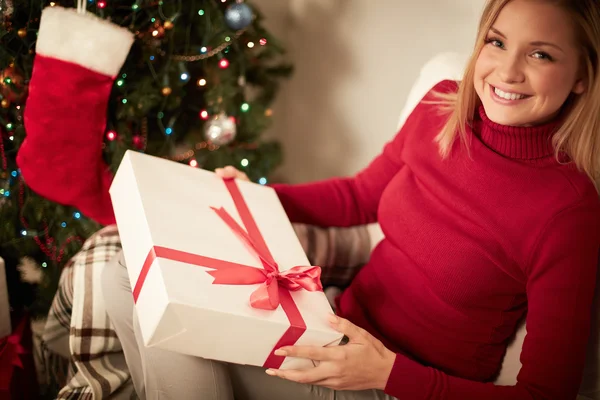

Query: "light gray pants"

xmin=101 ymin=250 xmax=396 ymax=400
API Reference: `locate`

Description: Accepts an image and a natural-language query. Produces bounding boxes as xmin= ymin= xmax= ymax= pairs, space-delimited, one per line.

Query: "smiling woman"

xmin=475 ymin=1 xmax=586 ymax=126
xmin=16 ymin=0 xmax=600 ymax=399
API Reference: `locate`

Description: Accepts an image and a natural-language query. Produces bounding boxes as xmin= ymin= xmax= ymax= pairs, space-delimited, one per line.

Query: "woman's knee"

xmin=101 ymin=250 xmax=134 ymax=319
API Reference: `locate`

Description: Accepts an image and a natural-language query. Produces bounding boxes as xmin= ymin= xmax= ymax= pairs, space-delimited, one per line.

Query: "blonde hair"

xmin=434 ymin=0 xmax=600 ymax=189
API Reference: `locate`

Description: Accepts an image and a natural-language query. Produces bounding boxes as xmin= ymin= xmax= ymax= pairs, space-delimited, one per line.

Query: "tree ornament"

xmin=204 ymin=112 xmax=237 ymax=146
xmin=224 ymin=3 xmax=253 ymax=30
xmin=0 ymin=65 xmax=27 ymax=102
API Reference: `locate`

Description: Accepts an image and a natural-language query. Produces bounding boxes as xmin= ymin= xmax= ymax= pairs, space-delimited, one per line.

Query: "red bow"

xmin=0 ymin=317 xmax=27 ymax=391
xmin=208 ymin=206 xmax=322 ymax=310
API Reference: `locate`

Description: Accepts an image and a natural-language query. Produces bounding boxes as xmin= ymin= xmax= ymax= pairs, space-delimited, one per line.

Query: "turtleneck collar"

xmin=473 ymin=105 xmax=560 ymax=160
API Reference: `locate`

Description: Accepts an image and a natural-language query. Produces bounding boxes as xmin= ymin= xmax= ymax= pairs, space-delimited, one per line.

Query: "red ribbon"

xmin=132 ymin=178 xmax=323 ymax=368
xmin=0 ymin=317 xmax=27 ymax=391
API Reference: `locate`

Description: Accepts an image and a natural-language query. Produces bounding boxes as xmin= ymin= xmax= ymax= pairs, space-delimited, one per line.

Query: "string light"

xmin=247 ymin=42 xmax=255 ymax=48
xmin=106 ymin=130 xmax=117 ymax=141
xmin=241 ymin=159 xmax=249 ymax=167
xmin=5 ymin=123 xmax=13 ymax=131
xmin=61 ymin=222 xmax=67 ymax=228
xmin=165 ymin=127 xmax=173 ymax=135
xmin=149 ymin=55 xmax=155 ymax=61
xmin=152 ymin=30 xmax=159 ymax=37
xmin=178 ymin=62 xmax=190 ymax=83
xmin=198 ymin=9 xmax=205 ymax=15
xmin=240 ymin=103 xmax=250 ymax=112
xmin=97 ymin=0 xmax=106 ymax=8
xmin=219 ymin=59 xmax=230 ymax=69
xmin=225 ymin=36 xmax=231 ymax=42
xmin=265 ymin=109 xmax=273 ymax=117
xmin=21 ymin=230 xmax=27 ymax=236
xmin=200 ymin=47 xmax=208 ymax=53
xmin=132 ymin=3 xmax=139 ymax=10
xmin=189 ymin=159 xmax=198 ymax=167
xmin=10 ymin=170 xmax=17 ymax=177
xmin=122 ymin=98 xmax=128 ymax=104
xmin=116 ymin=79 xmax=124 ymax=87
xmin=197 ymin=78 xmax=207 ymax=86
xmin=199 ymin=110 xmax=209 ymax=120
xmin=133 ymin=135 xmax=144 ymax=149
xmin=8 ymin=136 xmax=13 ymax=141
xmin=74 ymin=212 xmax=81 ymax=219
xmin=258 ymin=177 xmax=267 ymax=185
xmin=260 ymin=38 xmax=267 ymax=46
xmin=50 ymin=2 xmax=56 ymax=6
xmin=42 ymin=262 xmax=47 ymax=268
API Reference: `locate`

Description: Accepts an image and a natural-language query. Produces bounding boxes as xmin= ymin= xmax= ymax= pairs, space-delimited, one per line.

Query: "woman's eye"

xmin=485 ymin=38 xmax=504 ymax=49
xmin=532 ymin=51 xmax=553 ymax=61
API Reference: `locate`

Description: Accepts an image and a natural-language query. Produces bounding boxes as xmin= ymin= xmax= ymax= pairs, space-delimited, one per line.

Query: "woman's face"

xmin=474 ymin=0 xmax=585 ymax=126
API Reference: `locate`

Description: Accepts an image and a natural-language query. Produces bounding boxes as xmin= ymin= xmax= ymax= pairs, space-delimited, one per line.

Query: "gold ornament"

xmin=17 ymin=28 xmax=26 ymax=38
xmin=1 ymin=99 xmax=9 ymax=108
xmin=163 ymin=20 xmax=174 ymax=30
xmin=0 ymin=65 xmax=27 ymax=102
xmin=161 ymin=86 xmax=172 ymax=96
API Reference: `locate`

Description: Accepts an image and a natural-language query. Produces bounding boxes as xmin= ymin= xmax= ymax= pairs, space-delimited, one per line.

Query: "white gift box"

xmin=109 ymin=151 xmax=342 ymax=369
xmin=0 ymin=257 xmax=10 ymax=339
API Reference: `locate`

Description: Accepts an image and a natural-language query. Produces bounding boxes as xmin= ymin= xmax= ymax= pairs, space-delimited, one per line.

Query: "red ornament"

xmin=0 ymin=65 xmax=28 ymax=103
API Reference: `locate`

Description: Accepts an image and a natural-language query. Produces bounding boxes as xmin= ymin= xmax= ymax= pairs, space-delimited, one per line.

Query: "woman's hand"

xmin=215 ymin=166 xmax=249 ymax=181
xmin=266 ymin=315 xmax=396 ymax=391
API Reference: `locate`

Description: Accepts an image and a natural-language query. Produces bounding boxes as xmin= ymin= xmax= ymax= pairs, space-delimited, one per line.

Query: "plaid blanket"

xmin=43 ymin=223 xmax=372 ymax=399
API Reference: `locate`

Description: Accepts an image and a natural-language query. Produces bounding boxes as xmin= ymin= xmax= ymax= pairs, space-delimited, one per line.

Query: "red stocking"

xmin=17 ymin=6 xmax=133 ymax=225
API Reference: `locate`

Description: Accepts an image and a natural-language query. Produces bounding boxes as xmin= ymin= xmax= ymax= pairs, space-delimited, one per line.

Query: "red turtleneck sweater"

xmin=17 ymin=79 xmax=600 ymax=399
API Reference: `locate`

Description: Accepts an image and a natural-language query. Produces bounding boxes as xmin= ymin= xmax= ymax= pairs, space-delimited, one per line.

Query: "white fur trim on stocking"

xmin=35 ymin=6 xmax=134 ymax=77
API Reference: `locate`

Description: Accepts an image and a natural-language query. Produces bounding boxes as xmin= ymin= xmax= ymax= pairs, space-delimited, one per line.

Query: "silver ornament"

xmin=224 ymin=3 xmax=253 ymax=30
xmin=204 ymin=112 xmax=237 ymax=145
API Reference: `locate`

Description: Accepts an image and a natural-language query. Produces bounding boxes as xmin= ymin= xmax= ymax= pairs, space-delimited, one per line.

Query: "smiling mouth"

xmin=490 ymin=84 xmax=531 ymax=101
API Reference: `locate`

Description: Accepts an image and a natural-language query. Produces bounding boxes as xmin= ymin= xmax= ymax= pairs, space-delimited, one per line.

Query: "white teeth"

xmin=494 ymin=87 xmax=526 ymax=100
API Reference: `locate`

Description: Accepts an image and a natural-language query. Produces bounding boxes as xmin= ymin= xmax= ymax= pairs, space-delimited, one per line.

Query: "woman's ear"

xmin=572 ymin=77 xmax=586 ymax=95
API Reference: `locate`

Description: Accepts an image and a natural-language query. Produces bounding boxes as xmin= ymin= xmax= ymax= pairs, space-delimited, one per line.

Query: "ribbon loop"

xmin=210 ymin=199 xmax=323 ymax=310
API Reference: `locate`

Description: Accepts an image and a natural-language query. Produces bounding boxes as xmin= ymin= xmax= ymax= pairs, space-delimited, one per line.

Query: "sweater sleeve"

xmin=271 ymin=80 xmax=457 ymax=227
xmin=383 ymin=195 xmax=600 ymax=400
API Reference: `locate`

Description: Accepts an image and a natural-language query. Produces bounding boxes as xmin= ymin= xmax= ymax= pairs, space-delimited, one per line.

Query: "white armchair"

xmin=365 ymin=52 xmax=600 ymax=398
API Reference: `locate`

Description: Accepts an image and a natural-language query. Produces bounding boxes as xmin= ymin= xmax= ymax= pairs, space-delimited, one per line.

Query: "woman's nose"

xmin=497 ymin=54 xmax=526 ymax=84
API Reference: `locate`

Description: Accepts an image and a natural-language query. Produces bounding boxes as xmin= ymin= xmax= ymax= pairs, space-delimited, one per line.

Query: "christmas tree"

xmin=0 ymin=0 xmax=292 ymax=318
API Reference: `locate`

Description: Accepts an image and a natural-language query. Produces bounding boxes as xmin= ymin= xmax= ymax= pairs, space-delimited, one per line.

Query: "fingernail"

xmin=265 ymin=369 xmax=277 ymax=376
xmin=274 ymin=349 xmax=287 ymax=356
xmin=328 ymin=314 xmax=339 ymax=324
